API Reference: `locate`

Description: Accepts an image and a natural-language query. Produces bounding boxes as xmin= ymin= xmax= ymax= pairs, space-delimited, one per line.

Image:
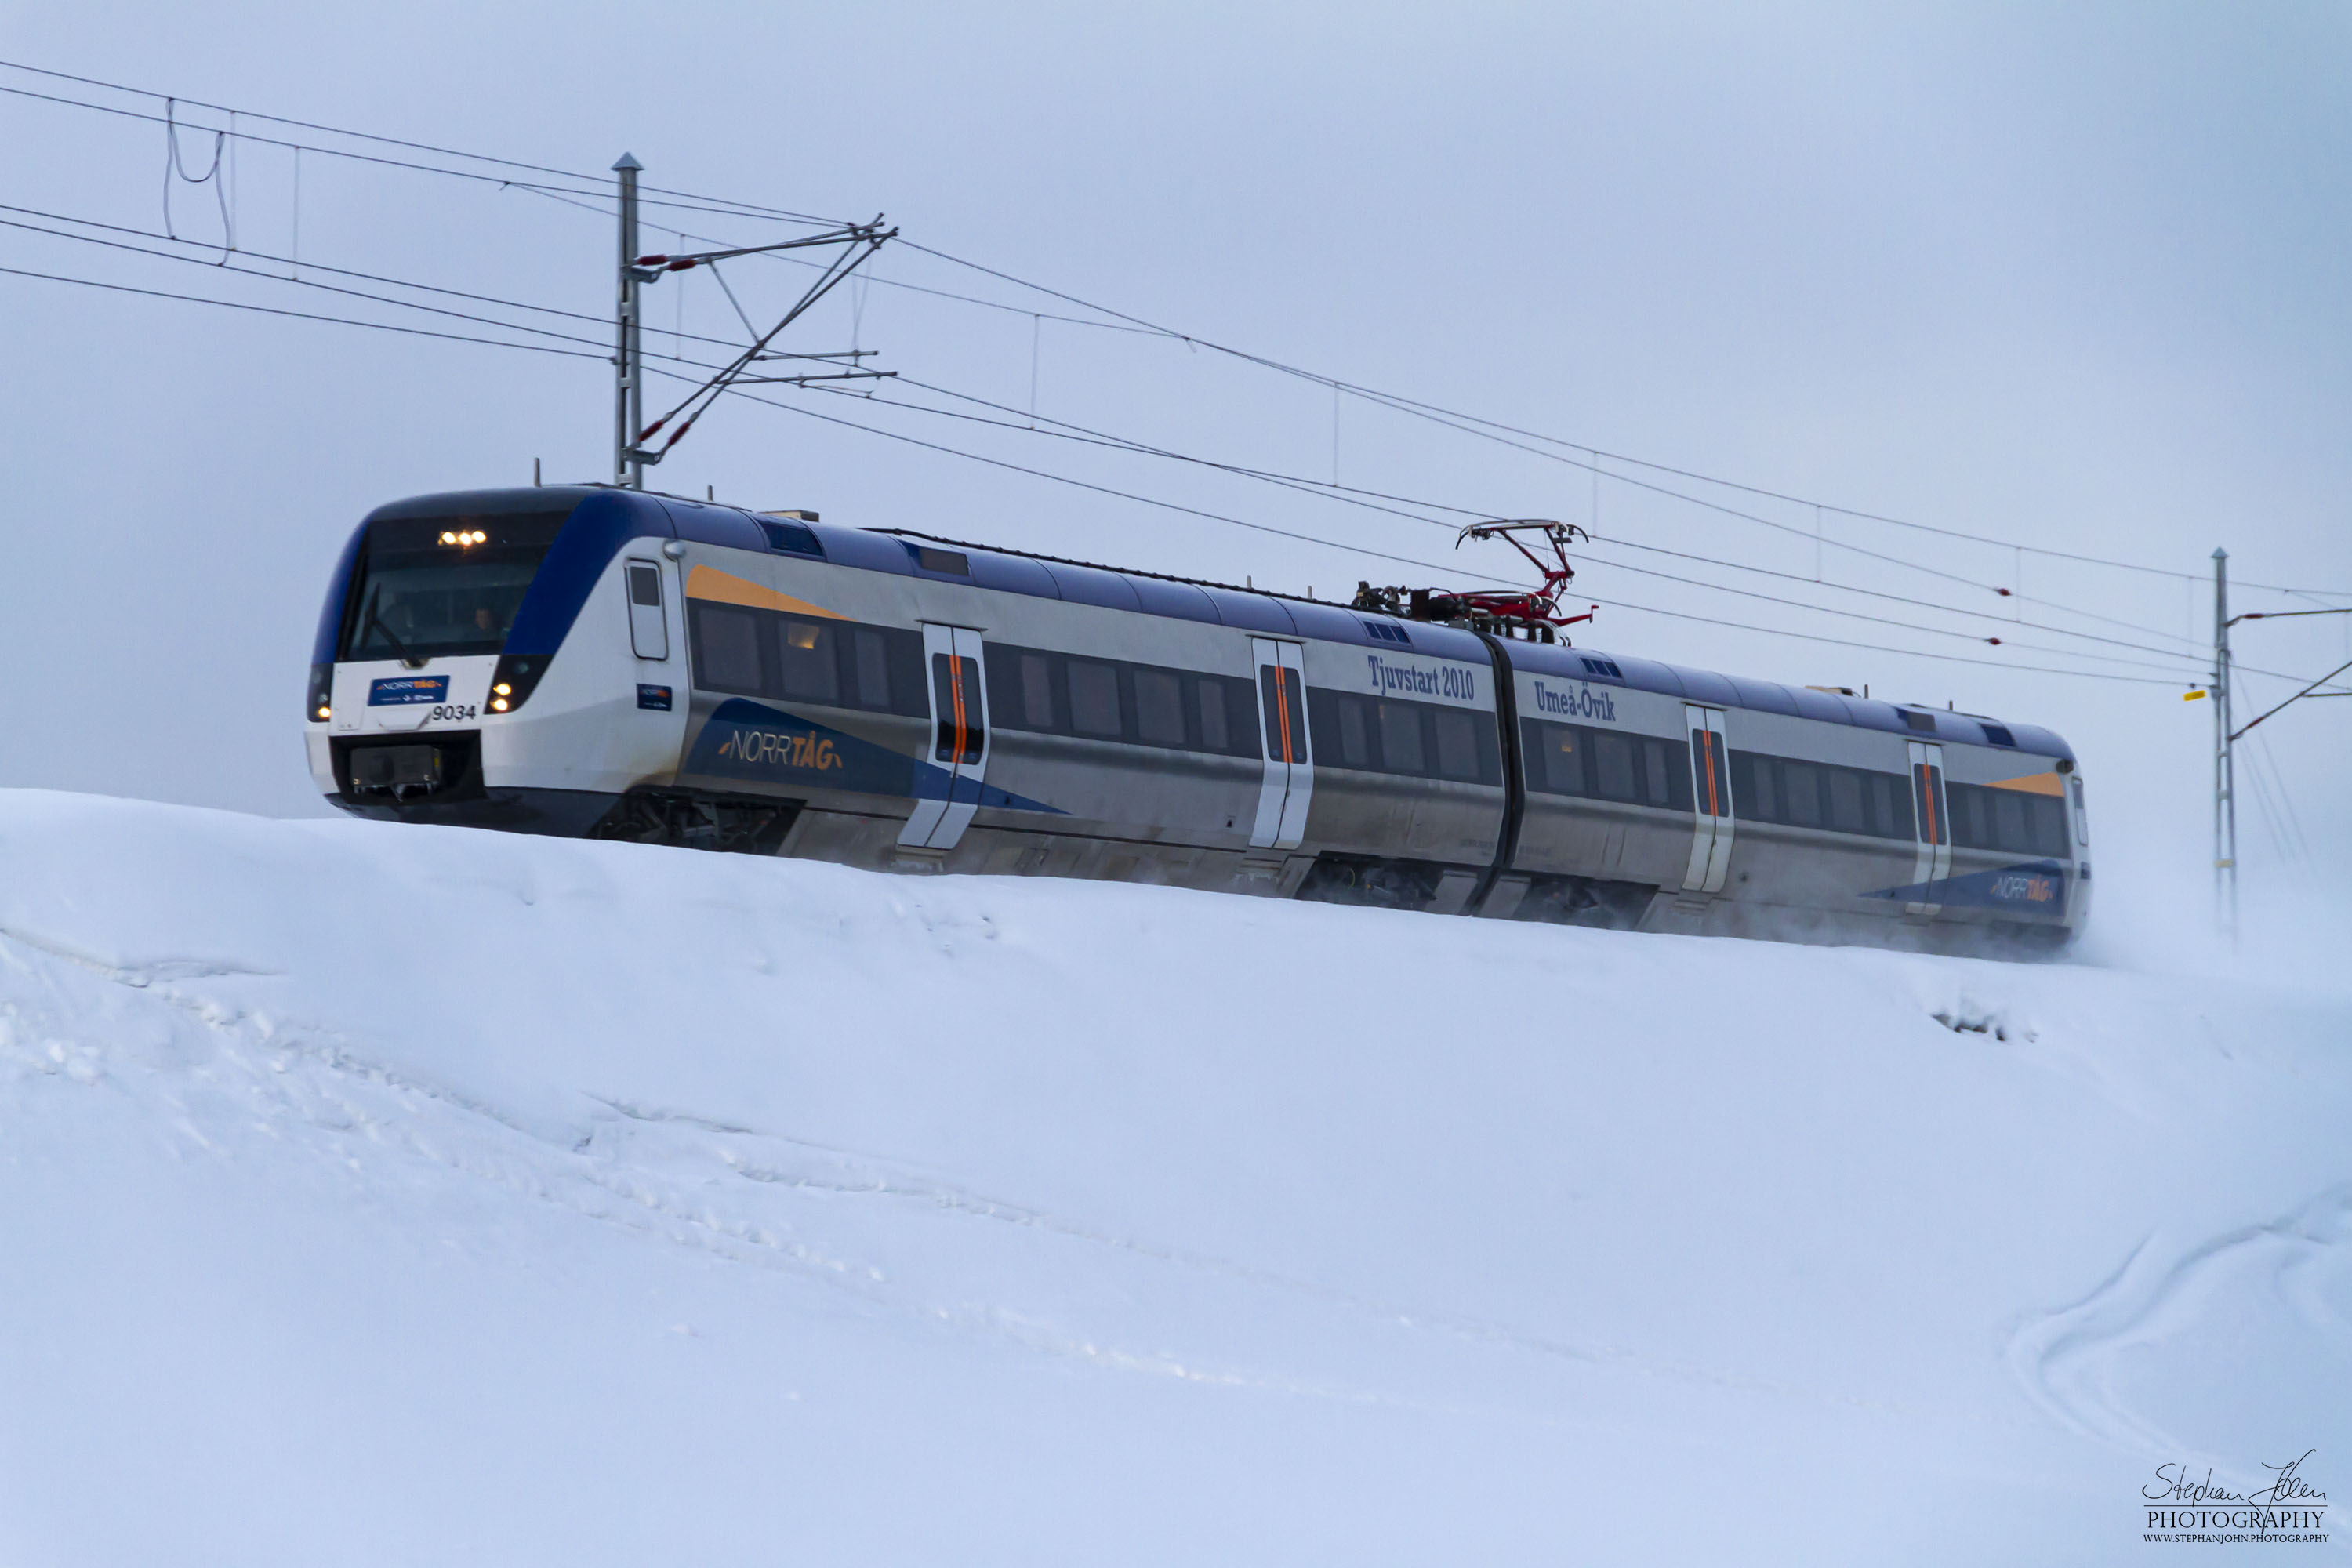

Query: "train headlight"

xmin=307 ymin=662 xmax=334 ymax=723
xmin=487 ymin=652 xmax=549 ymax=712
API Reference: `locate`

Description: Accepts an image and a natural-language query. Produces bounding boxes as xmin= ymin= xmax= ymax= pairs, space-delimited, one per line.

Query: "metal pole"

xmin=613 ymin=153 xmax=644 ymax=488
xmin=2213 ymin=547 xmax=2237 ymax=938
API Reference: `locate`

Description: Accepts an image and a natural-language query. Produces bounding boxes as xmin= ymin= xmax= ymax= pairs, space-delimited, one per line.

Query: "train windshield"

xmin=339 ymin=511 xmax=570 ymax=662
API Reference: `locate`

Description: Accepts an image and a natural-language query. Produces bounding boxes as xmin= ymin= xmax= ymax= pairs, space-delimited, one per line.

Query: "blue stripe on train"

xmin=1865 ymin=858 xmax=2069 ymax=911
xmin=686 ymin=698 xmax=1067 ymax=814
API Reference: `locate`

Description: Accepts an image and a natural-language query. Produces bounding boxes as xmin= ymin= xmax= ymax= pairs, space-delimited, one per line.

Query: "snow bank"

xmin=1 ymin=789 xmax=2345 ymax=1564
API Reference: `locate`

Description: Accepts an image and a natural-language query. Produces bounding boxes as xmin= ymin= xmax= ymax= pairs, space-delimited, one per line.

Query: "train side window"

xmin=1828 ymin=769 xmax=1867 ymax=833
xmin=1759 ymin=758 xmax=1780 ymax=820
xmin=1545 ymin=724 xmax=1584 ymax=794
xmin=1955 ymin=785 xmax=1991 ymax=849
xmin=690 ymin=604 xmax=765 ymax=695
xmin=780 ymin=621 xmax=839 ymax=703
xmin=885 ymin=629 xmax=930 ymax=717
xmin=2071 ymin=776 xmax=2089 ymax=847
xmin=1783 ymin=762 xmax=1822 ymax=827
xmin=2030 ymin=795 xmax=2068 ymax=857
xmin=1377 ymin=702 xmax=1425 ymax=775
xmin=1643 ymin=738 xmax=1675 ymax=807
xmin=1666 ymin=738 xmax=1696 ymax=811
xmin=1069 ymin=659 xmax=1121 ymax=737
xmin=1198 ymin=679 xmax=1230 ymax=752
xmin=1019 ymin=653 xmax=1056 ymax=730
xmin=1869 ymin=772 xmax=1907 ymax=839
xmin=1338 ymin=696 xmax=1370 ymax=767
xmin=1435 ymin=710 xmax=1479 ymax=781
xmin=1134 ymin=669 xmax=1185 ymax=746
xmin=1993 ymin=790 xmax=2029 ymax=853
xmin=853 ymin=629 xmax=891 ymax=710
xmin=1592 ymin=731 xmax=1637 ymax=801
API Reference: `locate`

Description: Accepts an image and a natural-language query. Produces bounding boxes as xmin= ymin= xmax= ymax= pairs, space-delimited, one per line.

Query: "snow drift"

xmin=0 ymin=789 xmax=2345 ymax=1564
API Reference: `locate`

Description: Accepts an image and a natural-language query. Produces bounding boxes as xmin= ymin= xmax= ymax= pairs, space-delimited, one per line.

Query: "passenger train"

xmin=307 ymin=486 xmax=2091 ymax=949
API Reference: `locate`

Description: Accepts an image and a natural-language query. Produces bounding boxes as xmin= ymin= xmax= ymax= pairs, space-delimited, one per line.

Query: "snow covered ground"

xmin=1 ymin=788 xmax=2346 ymax=1564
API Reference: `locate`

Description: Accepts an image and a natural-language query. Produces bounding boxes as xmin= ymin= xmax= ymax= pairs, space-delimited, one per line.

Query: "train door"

xmin=624 ymin=558 xmax=670 ymax=660
xmin=1249 ymin=638 xmax=1312 ymax=850
xmin=1682 ymin=704 xmax=1733 ymax=893
xmin=899 ymin=625 xmax=992 ymax=851
xmin=1906 ymin=740 xmax=1951 ymax=915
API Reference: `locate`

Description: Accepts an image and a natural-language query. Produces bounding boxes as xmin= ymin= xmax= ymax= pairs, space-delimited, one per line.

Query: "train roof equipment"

xmin=1349 ymin=519 xmax=1599 ymax=644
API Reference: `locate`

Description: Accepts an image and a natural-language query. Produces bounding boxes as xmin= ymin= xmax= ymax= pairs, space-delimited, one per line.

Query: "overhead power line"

xmin=10 ymin=58 xmax=2348 ymax=693
xmin=10 ymin=246 xmax=2344 ymax=699
xmin=13 ymin=52 xmax=2340 ymax=603
xmin=17 ymin=181 xmax=2214 ymax=670
xmin=0 ymin=198 xmax=757 ymax=352
xmin=830 ymin=373 xmax=2214 ymax=672
xmin=0 ymin=263 xmax=604 ymax=358
xmin=893 ymin=238 xmax=2350 ymax=599
xmin=676 ymin=369 xmax=2198 ymax=688
xmin=8 ymin=53 xmax=2346 ymax=601
xmin=0 ymin=59 xmax=845 ymax=228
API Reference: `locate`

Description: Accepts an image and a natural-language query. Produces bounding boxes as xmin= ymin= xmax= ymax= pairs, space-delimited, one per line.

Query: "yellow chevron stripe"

xmin=1984 ymin=770 xmax=2066 ymax=797
xmin=684 ymin=564 xmax=847 ymax=621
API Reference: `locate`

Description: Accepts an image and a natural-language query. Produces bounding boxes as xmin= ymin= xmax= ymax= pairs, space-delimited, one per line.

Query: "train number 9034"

xmin=427 ymin=704 xmax=479 ymax=723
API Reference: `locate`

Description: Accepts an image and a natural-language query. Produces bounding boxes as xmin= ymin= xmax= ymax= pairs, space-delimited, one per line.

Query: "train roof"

xmin=361 ymin=485 xmax=2075 ymax=764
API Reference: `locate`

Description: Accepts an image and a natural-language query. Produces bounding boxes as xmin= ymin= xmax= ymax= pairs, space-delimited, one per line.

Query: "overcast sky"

xmin=5 ymin=2 xmax=2346 ymax=956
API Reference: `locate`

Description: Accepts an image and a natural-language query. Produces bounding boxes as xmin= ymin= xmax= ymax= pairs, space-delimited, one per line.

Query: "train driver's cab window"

xmin=341 ymin=510 xmax=569 ymax=662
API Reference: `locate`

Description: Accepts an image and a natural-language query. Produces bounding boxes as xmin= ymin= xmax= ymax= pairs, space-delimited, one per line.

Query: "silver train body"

xmin=307 ymin=487 xmax=2092 ymax=949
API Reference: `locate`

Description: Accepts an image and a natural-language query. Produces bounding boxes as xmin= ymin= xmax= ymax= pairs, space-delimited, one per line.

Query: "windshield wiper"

xmin=364 ymin=601 xmax=428 ymax=670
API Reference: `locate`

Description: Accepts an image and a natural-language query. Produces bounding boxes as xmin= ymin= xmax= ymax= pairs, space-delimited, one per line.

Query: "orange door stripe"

xmin=949 ymin=659 xmax=968 ymax=766
xmin=1273 ymin=666 xmax=1294 ymax=764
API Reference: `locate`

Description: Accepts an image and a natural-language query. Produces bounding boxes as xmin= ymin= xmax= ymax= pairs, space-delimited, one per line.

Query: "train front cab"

xmin=307 ymin=488 xmax=690 ymax=835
